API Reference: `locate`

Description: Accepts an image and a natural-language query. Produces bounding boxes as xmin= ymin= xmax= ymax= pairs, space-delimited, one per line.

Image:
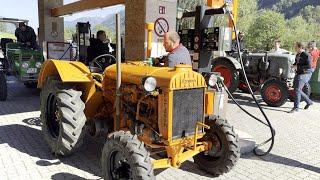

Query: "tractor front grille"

xmin=172 ymin=88 xmax=204 ymax=139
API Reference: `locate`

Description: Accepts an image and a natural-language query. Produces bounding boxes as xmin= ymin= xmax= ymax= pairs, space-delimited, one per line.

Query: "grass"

xmin=0 ymin=32 xmax=16 ymax=40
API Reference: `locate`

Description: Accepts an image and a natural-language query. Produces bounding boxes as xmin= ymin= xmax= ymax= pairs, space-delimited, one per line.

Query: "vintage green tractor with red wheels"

xmin=211 ymin=51 xmax=310 ymax=107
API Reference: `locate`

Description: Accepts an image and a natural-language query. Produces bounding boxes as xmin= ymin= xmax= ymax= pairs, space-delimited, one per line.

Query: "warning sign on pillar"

xmin=154 ymin=18 xmax=169 ymax=37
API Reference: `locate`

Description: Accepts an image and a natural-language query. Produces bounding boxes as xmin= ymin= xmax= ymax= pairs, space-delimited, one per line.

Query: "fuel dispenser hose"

xmin=224 ymin=10 xmax=275 ymax=156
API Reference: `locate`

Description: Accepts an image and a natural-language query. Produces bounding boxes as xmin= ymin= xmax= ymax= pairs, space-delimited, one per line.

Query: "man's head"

xmin=274 ymin=40 xmax=281 ymax=50
xmin=308 ymin=41 xmax=317 ymax=51
xmin=97 ymin=30 xmax=107 ymax=42
xmin=295 ymin=42 xmax=305 ymax=53
xmin=163 ymin=31 xmax=180 ymax=52
xmin=18 ymin=22 xmax=26 ymax=31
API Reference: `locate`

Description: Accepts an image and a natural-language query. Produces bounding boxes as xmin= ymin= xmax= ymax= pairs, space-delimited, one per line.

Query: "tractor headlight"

xmin=22 ymin=62 xmax=29 ymax=69
xmin=143 ymin=77 xmax=157 ymax=92
xmin=36 ymin=62 xmax=42 ymax=68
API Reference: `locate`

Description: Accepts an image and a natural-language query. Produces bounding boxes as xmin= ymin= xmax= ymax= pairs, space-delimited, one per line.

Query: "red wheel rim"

xmin=265 ymin=85 xmax=282 ymax=102
xmin=212 ymin=65 xmax=232 ymax=88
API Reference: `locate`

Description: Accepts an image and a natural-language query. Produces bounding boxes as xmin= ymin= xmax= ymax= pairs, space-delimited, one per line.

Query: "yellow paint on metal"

xmin=152 ymin=158 xmax=171 ymax=169
xmin=193 ymin=122 xmax=210 ymax=150
xmin=152 ymin=144 xmax=207 ymax=169
xmin=38 ymin=59 xmax=102 ymax=119
xmin=146 ymin=23 xmax=154 ymax=58
xmin=207 ymin=0 xmax=225 ymax=8
xmin=104 ymin=63 xmax=206 ymax=90
xmin=38 ymin=60 xmax=92 ymax=88
xmin=205 ymin=91 xmax=214 ymax=115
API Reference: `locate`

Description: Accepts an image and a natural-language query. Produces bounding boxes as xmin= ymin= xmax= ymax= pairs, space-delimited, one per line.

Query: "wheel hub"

xmin=207 ymin=133 xmax=223 ymax=157
xmin=46 ymin=94 xmax=60 ymax=138
xmin=265 ymin=85 xmax=282 ymax=102
xmin=110 ymin=151 xmax=132 ymax=180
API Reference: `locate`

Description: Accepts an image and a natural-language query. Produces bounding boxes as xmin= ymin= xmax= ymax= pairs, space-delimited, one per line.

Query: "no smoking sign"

xmin=154 ymin=18 xmax=169 ymax=37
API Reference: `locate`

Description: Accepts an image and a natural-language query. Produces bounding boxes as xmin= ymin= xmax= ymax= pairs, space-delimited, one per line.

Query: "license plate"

xmin=27 ymin=68 xmax=37 ymax=74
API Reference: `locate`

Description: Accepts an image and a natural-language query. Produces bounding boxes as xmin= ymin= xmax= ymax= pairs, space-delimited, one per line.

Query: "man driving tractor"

xmin=87 ymin=30 xmax=111 ymax=63
xmin=15 ymin=22 xmax=37 ymax=49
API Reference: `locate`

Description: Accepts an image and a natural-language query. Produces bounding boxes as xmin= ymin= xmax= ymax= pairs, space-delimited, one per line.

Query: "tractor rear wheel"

xmin=0 ymin=72 xmax=7 ymax=101
xmin=194 ymin=118 xmax=240 ymax=176
xmin=212 ymin=59 xmax=239 ymax=93
xmin=288 ymin=83 xmax=311 ymax=102
xmin=101 ymin=131 xmax=155 ymax=180
xmin=40 ymin=76 xmax=86 ymax=156
xmin=261 ymin=79 xmax=288 ymax=107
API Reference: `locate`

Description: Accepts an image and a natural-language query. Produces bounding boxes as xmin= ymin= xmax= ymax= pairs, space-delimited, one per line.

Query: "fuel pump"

xmin=178 ymin=5 xmax=232 ymax=73
xmin=76 ymin=22 xmax=91 ymax=64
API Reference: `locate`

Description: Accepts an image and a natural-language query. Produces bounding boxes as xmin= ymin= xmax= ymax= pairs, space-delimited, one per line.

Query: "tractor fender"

xmin=37 ymin=60 xmax=92 ymax=88
xmin=212 ymin=56 xmax=241 ymax=70
xmin=38 ymin=60 xmax=102 ymax=118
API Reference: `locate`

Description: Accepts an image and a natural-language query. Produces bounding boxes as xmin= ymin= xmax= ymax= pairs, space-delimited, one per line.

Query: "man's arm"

xmin=30 ymin=28 xmax=37 ymax=43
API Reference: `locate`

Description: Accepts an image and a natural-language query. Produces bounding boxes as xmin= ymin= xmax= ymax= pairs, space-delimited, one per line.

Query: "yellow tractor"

xmin=38 ymin=59 xmax=240 ymax=179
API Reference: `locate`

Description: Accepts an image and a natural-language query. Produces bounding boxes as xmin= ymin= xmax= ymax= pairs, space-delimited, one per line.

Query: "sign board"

xmin=45 ymin=42 xmax=76 ymax=60
xmin=154 ymin=18 xmax=169 ymax=37
xmin=145 ymin=0 xmax=177 ymax=58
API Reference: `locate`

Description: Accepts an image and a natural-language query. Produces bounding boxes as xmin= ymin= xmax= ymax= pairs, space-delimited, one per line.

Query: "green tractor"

xmin=0 ymin=18 xmax=44 ymax=101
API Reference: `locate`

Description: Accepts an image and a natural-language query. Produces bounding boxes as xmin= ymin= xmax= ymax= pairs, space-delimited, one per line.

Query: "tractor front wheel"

xmin=194 ymin=118 xmax=240 ymax=176
xmin=212 ymin=59 xmax=239 ymax=93
xmin=40 ymin=76 xmax=86 ymax=156
xmin=101 ymin=131 xmax=155 ymax=180
xmin=0 ymin=72 xmax=7 ymax=101
xmin=261 ymin=79 xmax=288 ymax=107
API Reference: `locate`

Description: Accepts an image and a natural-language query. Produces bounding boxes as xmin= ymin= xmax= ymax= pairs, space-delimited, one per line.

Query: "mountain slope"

xmin=258 ymin=0 xmax=320 ymax=18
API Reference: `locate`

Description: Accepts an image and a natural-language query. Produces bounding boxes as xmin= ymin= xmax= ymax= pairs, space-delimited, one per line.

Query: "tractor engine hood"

xmin=103 ymin=62 xmax=207 ymax=90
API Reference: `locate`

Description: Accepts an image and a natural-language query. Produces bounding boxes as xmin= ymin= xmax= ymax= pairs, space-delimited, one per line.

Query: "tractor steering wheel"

xmin=90 ymin=54 xmax=116 ymax=72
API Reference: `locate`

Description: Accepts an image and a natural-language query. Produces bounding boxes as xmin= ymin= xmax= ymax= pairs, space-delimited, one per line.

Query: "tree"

xmin=237 ymin=0 xmax=258 ymax=33
xmin=300 ymin=5 xmax=320 ymax=23
xmin=247 ymin=10 xmax=286 ymax=50
xmin=0 ymin=23 xmax=7 ymax=32
xmin=64 ymin=27 xmax=76 ymax=41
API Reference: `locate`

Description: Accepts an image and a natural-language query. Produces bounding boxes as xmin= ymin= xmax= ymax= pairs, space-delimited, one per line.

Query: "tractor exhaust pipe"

xmin=115 ymin=13 xmax=121 ymax=130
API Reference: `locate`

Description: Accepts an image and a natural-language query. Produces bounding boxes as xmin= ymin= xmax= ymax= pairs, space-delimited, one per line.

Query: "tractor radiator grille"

xmin=172 ymin=88 xmax=204 ymax=139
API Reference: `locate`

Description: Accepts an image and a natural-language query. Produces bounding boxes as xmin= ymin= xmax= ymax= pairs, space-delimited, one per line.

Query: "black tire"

xmin=261 ymin=79 xmax=288 ymax=107
xmin=194 ymin=118 xmax=240 ymax=176
xmin=24 ymin=82 xmax=38 ymax=88
xmin=40 ymin=76 xmax=86 ymax=156
xmin=0 ymin=72 xmax=7 ymax=101
xmin=101 ymin=131 xmax=155 ymax=180
xmin=288 ymin=83 xmax=311 ymax=102
xmin=212 ymin=59 xmax=239 ymax=93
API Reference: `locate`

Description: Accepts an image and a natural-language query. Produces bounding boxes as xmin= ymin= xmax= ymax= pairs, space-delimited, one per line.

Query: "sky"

xmin=0 ymin=0 xmax=124 ymax=30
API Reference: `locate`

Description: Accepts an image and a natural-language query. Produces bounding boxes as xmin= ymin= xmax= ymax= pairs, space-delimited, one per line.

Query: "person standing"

xmin=270 ymin=40 xmax=289 ymax=54
xmin=308 ymin=41 xmax=319 ymax=73
xmin=289 ymin=42 xmax=313 ymax=113
xmin=162 ymin=31 xmax=192 ymax=68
